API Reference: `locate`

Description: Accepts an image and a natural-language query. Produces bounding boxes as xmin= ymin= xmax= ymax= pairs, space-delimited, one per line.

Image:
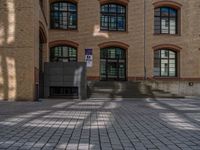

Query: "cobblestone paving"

xmin=0 ymin=98 xmax=200 ymax=150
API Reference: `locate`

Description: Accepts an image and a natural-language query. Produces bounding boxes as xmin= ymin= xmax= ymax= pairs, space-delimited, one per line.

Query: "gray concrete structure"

xmin=146 ymin=80 xmax=200 ymax=97
xmin=44 ymin=62 xmax=87 ymax=100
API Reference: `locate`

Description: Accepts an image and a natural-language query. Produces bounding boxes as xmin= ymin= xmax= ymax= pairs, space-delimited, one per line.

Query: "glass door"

xmin=100 ymin=47 xmax=126 ymax=81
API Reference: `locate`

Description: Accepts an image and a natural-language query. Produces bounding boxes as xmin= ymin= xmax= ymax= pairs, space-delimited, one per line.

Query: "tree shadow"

xmin=0 ymin=98 xmax=200 ymax=149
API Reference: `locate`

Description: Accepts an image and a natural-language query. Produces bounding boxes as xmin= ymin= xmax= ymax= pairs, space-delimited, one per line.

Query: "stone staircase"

xmin=87 ymin=81 xmax=181 ymax=99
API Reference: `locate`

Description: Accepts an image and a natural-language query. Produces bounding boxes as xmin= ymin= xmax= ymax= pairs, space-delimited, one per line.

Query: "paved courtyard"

xmin=0 ymin=98 xmax=200 ymax=150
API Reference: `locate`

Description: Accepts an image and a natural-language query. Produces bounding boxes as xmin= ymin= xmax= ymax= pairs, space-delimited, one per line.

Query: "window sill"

xmin=49 ymin=28 xmax=79 ymax=32
xmin=153 ymin=33 xmax=181 ymax=37
xmin=100 ymin=30 xmax=128 ymax=34
xmin=153 ymin=77 xmax=179 ymax=80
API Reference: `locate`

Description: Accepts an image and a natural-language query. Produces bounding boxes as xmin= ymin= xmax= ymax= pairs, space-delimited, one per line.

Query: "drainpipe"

xmin=144 ymin=0 xmax=147 ymax=80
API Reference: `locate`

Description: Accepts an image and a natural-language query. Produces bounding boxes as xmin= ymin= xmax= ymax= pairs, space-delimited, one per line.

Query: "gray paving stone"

xmin=0 ymin=98 xmax=199 ymax=150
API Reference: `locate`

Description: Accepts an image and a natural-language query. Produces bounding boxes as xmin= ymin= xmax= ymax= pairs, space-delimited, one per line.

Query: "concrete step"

xmin=87 ymin=81 xmax=181 ymax=99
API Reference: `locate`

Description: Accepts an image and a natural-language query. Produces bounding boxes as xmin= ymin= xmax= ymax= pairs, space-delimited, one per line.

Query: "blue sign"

xmin=85 ymin=49 xmax=93 ymax=55
xmin=85 ymin=49 xmax=93 ymax=67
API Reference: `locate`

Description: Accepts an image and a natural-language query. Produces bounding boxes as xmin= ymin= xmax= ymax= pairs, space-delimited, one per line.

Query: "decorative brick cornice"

xmin=98 ymin=41 xmax=129 ymax=49
xmin=49 ymin=40 xmax=79 ymax=48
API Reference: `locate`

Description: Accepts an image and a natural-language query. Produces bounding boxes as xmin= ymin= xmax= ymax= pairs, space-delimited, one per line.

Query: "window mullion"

xmin=176 ymin=13 xmax=178 ymax=34
xmin=67 ymin=46 xmax=69 ymax=62
xmin=61 ymin=47 xmax=64 ymax=62
xmin=168 ymin=9 xmax=170 ymax=34
xmin=108 ymin=4 xmax=110 ymax=31
xmin=175 ymin=52 xmax=177 ymax=77
xmin=66 ymin=3 xmax=69 ymax=29
xmin=160 ymin=51 xmax=161 ymax=77
xmin=116 ymin=6 xmax=118 ymax=31
xmin=160 ymin=8 xmax=162 ymax=34
xmin=168 ymin=58 xmax=170 ymax=77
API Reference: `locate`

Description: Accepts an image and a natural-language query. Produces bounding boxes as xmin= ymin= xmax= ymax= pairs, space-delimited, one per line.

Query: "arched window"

xmin=100 ymin=3 xmax=126 ymax=31
xmin=100 ymin=47 xmax=126 ymax=80
xmin=154 ymin=7 xmax=178 ymax=34
xmin=50 ymin=1 xmax=77 ymax=30
xmin=50 ymin=45 xmax=77 ymax=62
xmin=154 ymin=49 xmax=177 ymax=77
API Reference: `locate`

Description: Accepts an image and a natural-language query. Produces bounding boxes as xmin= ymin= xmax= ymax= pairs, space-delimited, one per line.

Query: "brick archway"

xmin=98 ymin=0 xmax=129 ymax=5
xmin=153 ymin=0 xmax=182 ymax=9
xmin=49 ymin=40 xmax=79 ymax=48
xmin=153 ymin=44 xmax=182 ymax=52
xmin=49 ymin=0 xmax=79 ymax=4
xmin=98 ymin=41 xmax=129 ymax=50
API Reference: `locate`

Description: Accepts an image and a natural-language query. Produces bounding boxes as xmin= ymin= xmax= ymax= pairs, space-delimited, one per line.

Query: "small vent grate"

xmin=50 ymin=87 xmax=78 ymax=97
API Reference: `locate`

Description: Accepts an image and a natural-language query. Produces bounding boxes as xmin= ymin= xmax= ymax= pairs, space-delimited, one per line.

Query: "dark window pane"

xmin=60 ymin=2 xmax=67 ymax=11
xmin=161 ymin=17 xmax=169 ymax=33
xmin=110 ymin=4 xmax=117 ymax=13
xmin=161 ymin=50 xmax=169 ymax=58
xmin=101 ymin=15 xmax=109 ymax=29
xmin=50 ymin=2 xmax=77 ymax=30
xmin=109 ymin=16 xmax=117 ymax=30
xmin=118 ymin=16 xmax=125 ymax=30
xmin=119 ymin=63 xmax=125 ymax=77
xmin=100 ymin=4 xmax=126 ymax=31
xmin=68 ymin=13 xmax=77 ymax=28
xmin=154 ymin=51 xmax=160 ymax=58
xmin=50 ymin=46 xmax=77 ymax=62
xmin=154 ymin=58 xmax=160 ymax=76
xmin=154 ymin=49 xmax=177 ymax=77
xmin=155 ymin=8 xmax=160 ymax=16
xmin=161 ymin=7 xmax=169 ymax=16
xmin=108 ymin=48 xmax=116 ymax=58
xmin=170 ymin=8 xmax=177 ymax=17
xmin=68 ymin=3 xmax=76 ymax=11
xmin=169 ymin=51 xmax=176 ymax=58
xmin=154 ymin=7 xmax=177 ymax=34
xmin=101 ymin=5 xmax=108 ymax=12
xmin=100 ymin=47 xmax=126 ymax=80
xmin=154 ymin=17 xmax=161 ymax=26
xmin=170 ymin=18 xmax=176 ymax=34
xmin=100 ymin=62 xmax=106 ymax=75
xmin=117 ymin=5 xmax=125 ymax=13
xmin=52 ymin=3 xmax=59 ymax=10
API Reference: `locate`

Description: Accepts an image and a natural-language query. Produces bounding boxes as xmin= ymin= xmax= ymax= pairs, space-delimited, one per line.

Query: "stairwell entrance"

xmin=100 ymin=47 xmax=127 ymax=81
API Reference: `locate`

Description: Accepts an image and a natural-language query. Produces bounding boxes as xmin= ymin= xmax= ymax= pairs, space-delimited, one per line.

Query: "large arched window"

xmin=50 ymin=1 xmax=77 ymax=30
xmin=100 ymin=3 xmax=126 ymax=31
xmin=100 ymin=47 xmax=126 ymax=80
xmin=154 ymin=7 xmax=178 ymax=34
xmin=154 ymin=49 xmax=177 ymax=77
xmin=50 ymin=45 xmax=77 ymax=62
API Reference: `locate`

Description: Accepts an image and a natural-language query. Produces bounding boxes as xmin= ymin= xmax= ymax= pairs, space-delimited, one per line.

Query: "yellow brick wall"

xmin=148 ymin=0 xmax=200 ymax=78
xmin=49 ymin=0 xmax=145 ymax=78
xmin=0 ymin=0 xmax=35 ymax=101
xmin=48 ymin=0 xmax=200 ymax=79
xmin=1 ymin=0 xmax=200 ymax=100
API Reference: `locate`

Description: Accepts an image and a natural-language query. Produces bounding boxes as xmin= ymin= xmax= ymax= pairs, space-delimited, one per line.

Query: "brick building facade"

xmin=0 ymin=0 xmax=200 ymax=101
